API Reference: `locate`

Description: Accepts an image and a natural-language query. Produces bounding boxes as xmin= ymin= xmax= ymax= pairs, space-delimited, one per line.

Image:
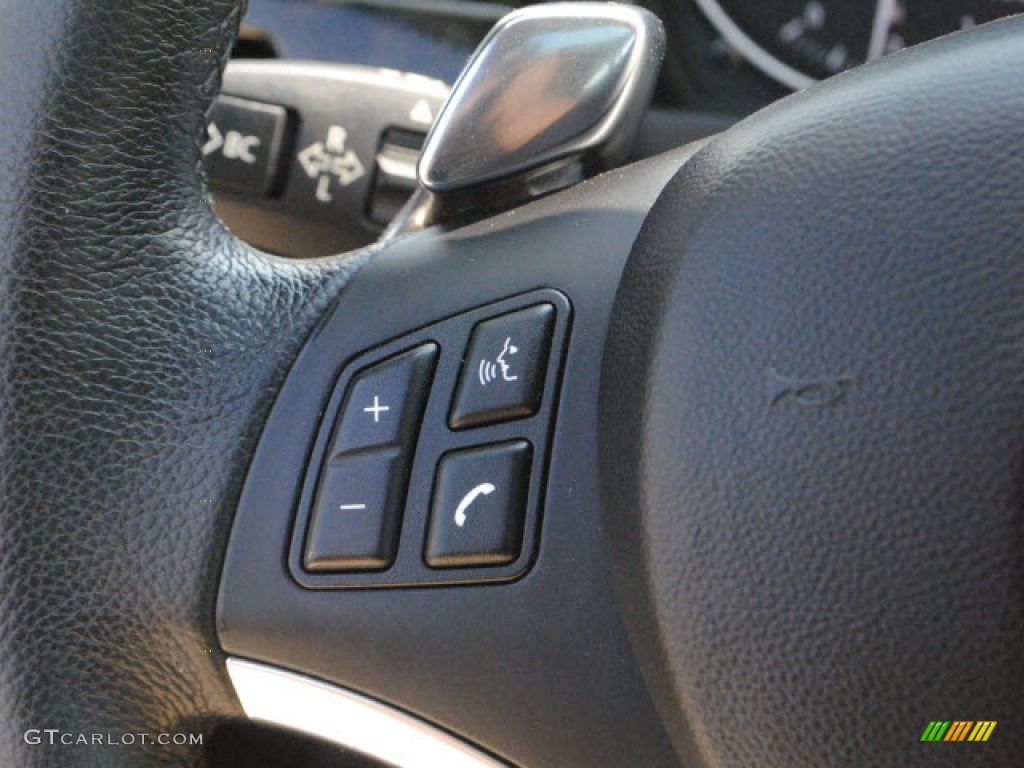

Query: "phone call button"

xmin=425 ymin=441 xmax=532 ymax=569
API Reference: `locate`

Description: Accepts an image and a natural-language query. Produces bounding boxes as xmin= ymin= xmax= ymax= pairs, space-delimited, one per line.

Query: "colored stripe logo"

xmin=920 ymin=721 xmax=996 ymax=742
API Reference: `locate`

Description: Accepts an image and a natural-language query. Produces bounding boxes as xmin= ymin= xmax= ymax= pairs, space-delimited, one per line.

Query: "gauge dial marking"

xmin=693 ymin=0 xmax=1024 ymax=90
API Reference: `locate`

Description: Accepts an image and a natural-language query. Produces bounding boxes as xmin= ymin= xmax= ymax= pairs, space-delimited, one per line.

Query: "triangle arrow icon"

xmin=409 ymin=100 xmax=434 ymax=125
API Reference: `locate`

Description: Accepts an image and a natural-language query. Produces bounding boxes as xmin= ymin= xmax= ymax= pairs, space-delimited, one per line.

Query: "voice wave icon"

xmin=478 ymin=359 xmax=500 ymax=385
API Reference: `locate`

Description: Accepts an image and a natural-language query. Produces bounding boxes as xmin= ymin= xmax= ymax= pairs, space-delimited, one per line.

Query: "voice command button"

xmin=449 ymin=304 xmax=555 ymax=430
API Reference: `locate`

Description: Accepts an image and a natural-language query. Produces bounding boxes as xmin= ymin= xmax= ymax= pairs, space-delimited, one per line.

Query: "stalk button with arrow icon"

xmin=297 ymin=125 xmax=367 ymax=204
xmin=202 ymin=94 xmax=288 ymax=196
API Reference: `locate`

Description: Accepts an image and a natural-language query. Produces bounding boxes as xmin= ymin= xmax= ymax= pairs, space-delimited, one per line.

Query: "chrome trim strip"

xmin=226 ymin=658 xmax=508 ymax=768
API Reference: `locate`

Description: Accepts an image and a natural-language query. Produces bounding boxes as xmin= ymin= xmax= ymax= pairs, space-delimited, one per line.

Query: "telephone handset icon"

xmin=454 ymin=482 xmax=496 ymax=527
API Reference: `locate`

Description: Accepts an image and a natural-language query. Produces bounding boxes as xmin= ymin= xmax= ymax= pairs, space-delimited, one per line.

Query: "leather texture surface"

xmin=602 ymin=17 xmax=1024 ymax=768
xmin=0 ymin=1 xmax=375 ymax=765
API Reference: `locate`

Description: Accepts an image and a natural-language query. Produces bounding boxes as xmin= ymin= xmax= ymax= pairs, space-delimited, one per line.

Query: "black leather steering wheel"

xmin=0 ymin=0 xmax=371 ymax=764
xmin=2 ymin=1 xmax=1021 ymax=767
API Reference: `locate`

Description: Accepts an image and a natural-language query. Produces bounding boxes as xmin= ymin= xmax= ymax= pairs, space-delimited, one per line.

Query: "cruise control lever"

xmin=386 ymin=3 xmax=665 ymax=236
xmin=203 ymin=61 xmax=449 ymax=257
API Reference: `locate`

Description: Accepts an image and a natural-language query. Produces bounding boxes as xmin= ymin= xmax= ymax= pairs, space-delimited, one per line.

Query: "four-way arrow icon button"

xmin=296 ymin=124 xmax=366 ymax=203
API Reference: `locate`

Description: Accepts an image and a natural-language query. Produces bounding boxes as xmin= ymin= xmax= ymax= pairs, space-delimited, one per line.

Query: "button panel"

xmin=289 ymin=289 xmax=571 ymax=588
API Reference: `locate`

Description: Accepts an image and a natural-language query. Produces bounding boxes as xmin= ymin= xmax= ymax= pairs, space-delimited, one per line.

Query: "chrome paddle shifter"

xmin=387 ymin=2 xmax=665 ymax=235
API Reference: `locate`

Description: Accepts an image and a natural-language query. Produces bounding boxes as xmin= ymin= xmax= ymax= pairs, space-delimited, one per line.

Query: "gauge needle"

xmin=868 ymin=0 xmax=898 ymax=60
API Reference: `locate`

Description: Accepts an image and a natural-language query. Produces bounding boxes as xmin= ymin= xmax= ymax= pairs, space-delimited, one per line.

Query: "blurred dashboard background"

xmin=214 ymin=0 xmax=1021 ymax=256
xmin=235 ymin=0 xmax=1021 ymax=118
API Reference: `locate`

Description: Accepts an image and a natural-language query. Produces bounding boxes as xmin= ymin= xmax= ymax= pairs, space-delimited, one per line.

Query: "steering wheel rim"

xmin=0 ymin=0 xmax=374 ymax=763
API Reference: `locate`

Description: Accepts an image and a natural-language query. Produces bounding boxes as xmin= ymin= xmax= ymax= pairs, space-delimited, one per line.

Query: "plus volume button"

xmin=330 ymin=343 xmax=438 ymax=457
